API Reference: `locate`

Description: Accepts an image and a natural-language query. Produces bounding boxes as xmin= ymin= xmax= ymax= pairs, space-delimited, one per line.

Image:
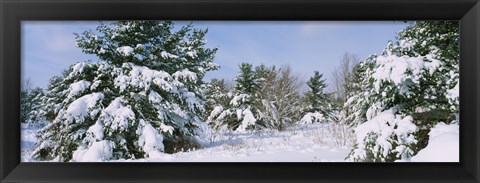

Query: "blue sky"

xmin=22 ymin=21 xmax=408 ymax=90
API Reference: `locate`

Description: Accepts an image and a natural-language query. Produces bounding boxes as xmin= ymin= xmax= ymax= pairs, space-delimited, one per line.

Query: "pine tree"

xmin=306 ymin=71 xmax=329 ymax=113
xmin=346 ymin=21 xmax=459 ymax=162
xmin=32 ymin=21 xmax=218 ymax=161
xmin=20 ymin=92 xmax=29 ymax=123
xmin=207 ymin=63 xmax=304 ymax=131
xmin=207 ymin=63 xmax=265 ymax=131
xmin=342 ymin=58 xmax=375 ymax=126
xmin=204 ymin=78 xmax=233 ymax=128
xmin=395 ymin=21 xmax=459 ymax=123
xmin=204 ymin=78 xmax=231 ymax=115
xmin=21 ymin=86 xmax=45 ymax=124
xmin=36 ymin=71 xmax=69 ymax=122
xmin=300 ymin=71 xmax=332 ymax=124
xmin=25 ymin=87 xmax=45 ymax=123
xmin=393 ymin=21 xmax=459 ymax=154
xmin=235 ymin=63 xmax=258 ymax=95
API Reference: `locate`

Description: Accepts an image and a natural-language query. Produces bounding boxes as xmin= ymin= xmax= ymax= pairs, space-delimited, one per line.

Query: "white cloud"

xmin=297 ymin=21 xmax=342 ymax=38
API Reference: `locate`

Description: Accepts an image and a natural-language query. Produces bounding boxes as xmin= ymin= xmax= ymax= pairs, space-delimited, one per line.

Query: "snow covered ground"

xmin=22 ymin=123 xmax=353 ymax=162
xmin=21 ymin=121 xmax=459 ymax=162
xmin=410 ymin=122 xmax=459 ymax=162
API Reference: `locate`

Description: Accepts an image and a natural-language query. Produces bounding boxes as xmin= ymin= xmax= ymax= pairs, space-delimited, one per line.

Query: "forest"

xmin=21 ymin=21 xmax=459 ymax=162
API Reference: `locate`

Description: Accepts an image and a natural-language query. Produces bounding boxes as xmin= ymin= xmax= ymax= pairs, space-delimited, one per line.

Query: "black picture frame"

xmin=1 ymin=0 xmax=479 ymax=182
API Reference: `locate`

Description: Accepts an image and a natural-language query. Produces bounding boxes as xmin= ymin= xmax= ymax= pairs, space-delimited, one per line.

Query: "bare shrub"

xmin=327 ymin=123 xmax=355 ymax=147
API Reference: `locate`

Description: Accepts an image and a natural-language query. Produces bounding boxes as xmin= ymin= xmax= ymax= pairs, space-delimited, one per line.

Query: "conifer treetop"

xmin=75 ymin=21 xmax=219 ymax=77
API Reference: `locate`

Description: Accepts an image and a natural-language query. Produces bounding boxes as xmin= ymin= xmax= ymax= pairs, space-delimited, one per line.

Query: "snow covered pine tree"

xmin=347 ymin=21 xmax=459 ymax=162
xmin=301 ymin=71 xmax=332 ymax=124
xmin=32 ymin=21 xmax=219 ymax=161
xmin=203 ymin=78 xmax=231 ymax=119
xmin=21 ymin=87 xmax=45 ymax=124
xmin=207 ymin=63 xmax=265 ymax=132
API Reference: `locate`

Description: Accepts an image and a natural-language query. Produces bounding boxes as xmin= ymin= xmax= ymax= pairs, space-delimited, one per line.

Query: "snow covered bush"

xmin=300 ymin=112 xmax=324 ymax=124
xmin=32 ymin=21 xmax=218 ymax=161
xmin=346 ymin=21 xmax=459 ymax=162
xmin=347 ymin=109 xmax=418 ymax=162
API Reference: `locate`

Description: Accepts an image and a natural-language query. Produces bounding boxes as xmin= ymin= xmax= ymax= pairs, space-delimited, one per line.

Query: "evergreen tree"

xmin=37 ymin=71 xmax=69 ymax=122
xmin=207 ymin=63 xmax=265 ymax=131
xmin=235 ymin=63 xmax=259 ymax=95
xmin=395 ymin=21 xmax=459 ymax=122
xmin=25 ymin=87 xmax=45 ymax=123
xmin=32 ymin=21 xmax=218 ymax=161
xmin=204 ymin=78 xmax=231 ymax=115
xmin=203 ymin=78 xmax=232 ymax=128
xmin=342 ymin=59 xmax=375 ymax=126
xmin=207 ymin=63 xmax=304 ymax=131
xmin=20 ymin=92 xmax=29 ymax=123
xmin=253 ymin=64 xmax=275 ymax=95
xmin=346 ymin=21 xmax=459 ymax=162
xmin=231 ymin=63 xmax=265 ymax=130
xmin=20 ymin=79 xmax=32 ymax=123
xmin=306 ymin=71 xmax=330 ymax=114
xmin=300 ymin=71 xmax=332 ymax=124
xmin=21 ymin=86 xmax=45 ymax=124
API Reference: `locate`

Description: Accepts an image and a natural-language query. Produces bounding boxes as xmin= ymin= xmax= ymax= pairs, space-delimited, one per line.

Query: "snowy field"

xmin=21 ymin=121 xmax=459 ymax=162
xmin=22 ymin=123 xmax=353 ymax=162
